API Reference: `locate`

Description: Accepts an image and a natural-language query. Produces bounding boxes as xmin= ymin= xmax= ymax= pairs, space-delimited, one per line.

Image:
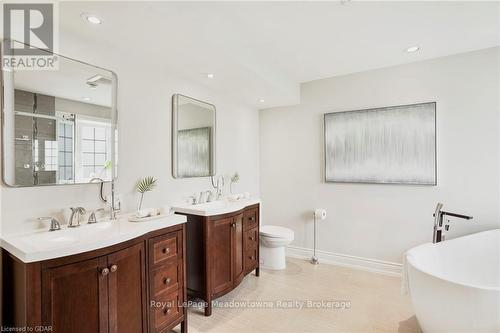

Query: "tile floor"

xmin=181 ymin=258 xmax=420 ymax=333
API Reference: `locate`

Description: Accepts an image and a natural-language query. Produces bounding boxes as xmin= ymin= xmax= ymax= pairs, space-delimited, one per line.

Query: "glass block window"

xmin=76 ymin=118 xmax=111 ymax=182
xmin=58 ymin=121 xmax=74 ymax=181
xmin=34 ymin=139 xmax=58 ymax=171
xmin=44 ymin=140 xmax=58 ymax=171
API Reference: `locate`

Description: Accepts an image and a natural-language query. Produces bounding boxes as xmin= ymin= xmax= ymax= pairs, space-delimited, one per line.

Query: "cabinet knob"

xmin=249 ymin=236 xmax=255 ymax=241
xmin=249 ymin=256 xmax=255 ymax=260
xmin=110 ymin=264 xmax=118 ymax=273
xmin=249 ymin=216 xmax=256 ymax=221
xmin=101 ymin=268 xmax=110 ymax=276
xmin=162 ymin=247 xmax=170 ymax=254
xmin=163 ymin=277 xmax=171 ymax=285
xmin=163 ymin=308 xmax=171 ymax=315
xmin=231 ymin=223 xmax=236 ymax=228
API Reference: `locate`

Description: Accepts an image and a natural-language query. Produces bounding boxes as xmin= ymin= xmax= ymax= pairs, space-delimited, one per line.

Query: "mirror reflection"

xmin=172 ymin=94 xmax=215 ymax=178
xmin=2 ymin=44 xmax=117 ymax=186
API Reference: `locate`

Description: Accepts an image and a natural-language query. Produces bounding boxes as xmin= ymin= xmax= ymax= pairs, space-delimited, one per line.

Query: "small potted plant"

xmin=136 ymin=176 xmax=157 ymax=211
xmin=230 ymin=172 xmax=239 ymax=194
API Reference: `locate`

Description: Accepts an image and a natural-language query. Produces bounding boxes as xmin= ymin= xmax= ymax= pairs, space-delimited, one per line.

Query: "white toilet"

xmin=259 ymin=225 xmax=294 ymax=270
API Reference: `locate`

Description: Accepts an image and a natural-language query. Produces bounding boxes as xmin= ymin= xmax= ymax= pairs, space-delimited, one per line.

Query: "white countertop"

xmin=1 ymin=213 xmax=187 ymax=263
xmin=172 ymin=197 xmax=260 ymax=216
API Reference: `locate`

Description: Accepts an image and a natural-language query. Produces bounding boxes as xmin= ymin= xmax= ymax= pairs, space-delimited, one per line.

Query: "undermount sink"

xmin=172 ymin=197 xmax=260 ymax=216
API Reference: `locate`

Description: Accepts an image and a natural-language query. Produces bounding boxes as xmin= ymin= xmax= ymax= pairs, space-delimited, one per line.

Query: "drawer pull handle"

xmin=248 ymin=256 xmax=255 ymax=260
xmin=110 ymin=264 xmax=118 ymax=273
xmin=163 ymin=308 xmax=171 ymax=315
xmin=249 ymin=216 xmax=256 ymax=221
xmin=100 ymin=268 xmax=110 ymax=276
xmin=231 ymin=223 xmax=236 ymax=228
xmin=163 ymin=277 xmax=171 ymax=285
xmin=162 ymin=247 xmax=170 ymax=254
xmin=249 ymin=236 xmax=255 ymax=241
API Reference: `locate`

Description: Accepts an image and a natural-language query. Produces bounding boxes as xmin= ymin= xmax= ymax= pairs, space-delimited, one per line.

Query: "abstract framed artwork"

xmin=324 ymin=102 xmax=436 ymax=185
xmin=177 ymin=127 xmax=212 ymax=178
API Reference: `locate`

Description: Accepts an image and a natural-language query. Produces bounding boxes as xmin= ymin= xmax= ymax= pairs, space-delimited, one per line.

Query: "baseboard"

xmin=286 ymin=246 xmax=402 ymax=277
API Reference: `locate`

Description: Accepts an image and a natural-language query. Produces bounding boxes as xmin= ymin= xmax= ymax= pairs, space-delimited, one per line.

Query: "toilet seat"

xmin=260 ymin=225 xmax=294 ymax=240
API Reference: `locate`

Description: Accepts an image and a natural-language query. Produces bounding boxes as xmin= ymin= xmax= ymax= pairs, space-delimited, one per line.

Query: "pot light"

xmin=259 ymin=99 xmax=265 ymax=103
xmin=82 ymin=97 xmax=91 ymax=101
xmin=81 ymin=13 xmax=102 ymax=25
xmin=406 ymin=46 xmax=420 ymax=53
xmin=207 ymin=73 xmax=215 ymax=79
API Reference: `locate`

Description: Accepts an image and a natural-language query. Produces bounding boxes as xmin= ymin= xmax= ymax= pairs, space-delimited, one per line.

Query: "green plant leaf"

xmin=136 ymin=176 xmax=157 ymax=194
xmin=231 ymin=172 xmax=240 ymax=183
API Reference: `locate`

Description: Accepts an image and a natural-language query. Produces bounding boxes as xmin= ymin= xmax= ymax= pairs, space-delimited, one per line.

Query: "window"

xmin=75 ymin=117 xmax=112 ymax=182
xmin=34 ymin=139 xmax=58 ymax=171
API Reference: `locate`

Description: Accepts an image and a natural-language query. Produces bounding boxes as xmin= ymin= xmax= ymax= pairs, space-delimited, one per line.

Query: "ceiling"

xmin=41 ymin=1 xmax=500 ymax=108
xmin=14 ymin=53 xmax=112 ymax=107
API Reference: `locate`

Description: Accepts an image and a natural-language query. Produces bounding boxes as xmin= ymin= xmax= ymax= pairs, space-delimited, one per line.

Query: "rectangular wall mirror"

xmin=1 ymin=41 xmax=118 ymax=187
xmin=172 ymin=94 xmax=215 ymax=178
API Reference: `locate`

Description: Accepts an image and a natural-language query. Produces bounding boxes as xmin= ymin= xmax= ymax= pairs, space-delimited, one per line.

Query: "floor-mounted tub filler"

xmin=404 ymin=229 xmax=500 ymax=333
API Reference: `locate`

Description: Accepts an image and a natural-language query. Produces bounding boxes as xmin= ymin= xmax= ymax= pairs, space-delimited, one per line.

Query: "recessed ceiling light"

xmin=406 ymin=46 xmax=420 ymax=53
xmin=259 ymin=99 xmax=265 ymax=103
xmin=82 ymin=97 xmax=90 ymax=101
xmin=207 ymin=73 xmax=215 ymax=79
xmin=81 ymin=13 xmax=102 ymax=25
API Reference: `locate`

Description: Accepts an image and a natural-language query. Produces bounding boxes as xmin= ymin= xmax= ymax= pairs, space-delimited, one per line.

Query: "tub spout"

xmin=432 ymin=203 xmax=473 ymax=243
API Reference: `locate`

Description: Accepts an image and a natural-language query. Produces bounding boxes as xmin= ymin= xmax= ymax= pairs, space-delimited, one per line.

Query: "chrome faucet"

xmin=433 ymin=203 xmax=473 ymax=243
xmin=88 ymin=208 xmax=105 ymax=224
xmin=215 ymin=175 xmax=224 ymax=200
xmin=198 ymin=190 xmax=214 ymax=204
xmin=68 ymin=207 xmax=86 ymax=228
xmin=109 ymin=179 xmax=120 ymax=220
xmin=38 ymin=217 xmax=61 ymax=232
xmin=188 ymin=194 xmax=198 ymax=205
xmin=90 ymin=177 xmax=119 ymax=221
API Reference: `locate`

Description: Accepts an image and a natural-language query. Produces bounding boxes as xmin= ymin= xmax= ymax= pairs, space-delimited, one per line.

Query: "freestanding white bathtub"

xmin=405 ymin=229 xmax=500 ymax=333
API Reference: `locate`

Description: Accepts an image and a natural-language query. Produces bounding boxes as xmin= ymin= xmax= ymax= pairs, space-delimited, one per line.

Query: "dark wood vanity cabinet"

xmin=40 ymin=242 xmax=147 ymax=333
xmin=182 ymin=203 xmax=259 ymax=316
xmin=2 ymin=224 xmax=187 ymax=333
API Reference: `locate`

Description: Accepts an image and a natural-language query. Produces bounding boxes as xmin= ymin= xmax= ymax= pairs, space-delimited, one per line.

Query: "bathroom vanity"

xmin=173 ymin=199 xmax=260 ymax=316
xmin=1 ymin=216 xmax=187 ymax=333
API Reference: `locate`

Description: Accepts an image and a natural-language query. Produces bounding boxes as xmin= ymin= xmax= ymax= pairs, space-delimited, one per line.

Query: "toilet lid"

xmin=260 ymin=225 xmax=294 ymax=239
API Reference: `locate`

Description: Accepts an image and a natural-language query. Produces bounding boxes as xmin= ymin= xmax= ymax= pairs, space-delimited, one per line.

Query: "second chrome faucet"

xmin=68 ymin=207 xmax=86 ymax=228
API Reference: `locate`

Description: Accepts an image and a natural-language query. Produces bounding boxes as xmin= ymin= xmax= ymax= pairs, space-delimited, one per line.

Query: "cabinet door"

xmin=233 ymin=213 xmax=244 ymax=283
xmin=107 ymin=242 xmax=147 ymax=333
xmin=42 ymin=257 xmax=109 ymax=333
xmin=211 ymin=217 xmax=234 ymax=294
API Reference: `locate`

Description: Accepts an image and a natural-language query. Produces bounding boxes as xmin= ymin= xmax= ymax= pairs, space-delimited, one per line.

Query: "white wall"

xmin=0 ymin=35 xmax=260 ymax=235
xmin=260 ymin=47 xmax=500 ymax=263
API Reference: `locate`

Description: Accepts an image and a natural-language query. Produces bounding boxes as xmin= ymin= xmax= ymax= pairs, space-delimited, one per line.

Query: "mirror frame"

xmin=0 ymin=40 xmax=118 ymax=187
xmin=171 ymin=93 xmax=216 ymax=179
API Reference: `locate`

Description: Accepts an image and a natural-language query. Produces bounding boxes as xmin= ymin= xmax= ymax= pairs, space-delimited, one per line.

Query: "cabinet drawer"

xmin=244 ymin=227 xmax=258 ymax=250
xmin=149 ymin=231 xmax=182 ymax=267
xmin=243 ymin=208 xmax=258 ymax=230
xmin=245 ymin=246 xmax=258 ymax=273
xmin=152 ymin=261 xmax=181 ymax=297
xmin=151 ymin=290 xmax=183 ymax=331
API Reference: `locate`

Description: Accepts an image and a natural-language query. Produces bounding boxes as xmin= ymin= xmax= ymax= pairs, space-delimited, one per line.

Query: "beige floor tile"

xmin=172 ymin=258 xmax=420 ymax=333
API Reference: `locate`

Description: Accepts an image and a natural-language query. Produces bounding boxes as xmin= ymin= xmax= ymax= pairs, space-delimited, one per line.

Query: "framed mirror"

xmin=1 ymin=41 xmax=117 ymax=187
xmin=172 ymin=94 xmax=215 ymax=178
